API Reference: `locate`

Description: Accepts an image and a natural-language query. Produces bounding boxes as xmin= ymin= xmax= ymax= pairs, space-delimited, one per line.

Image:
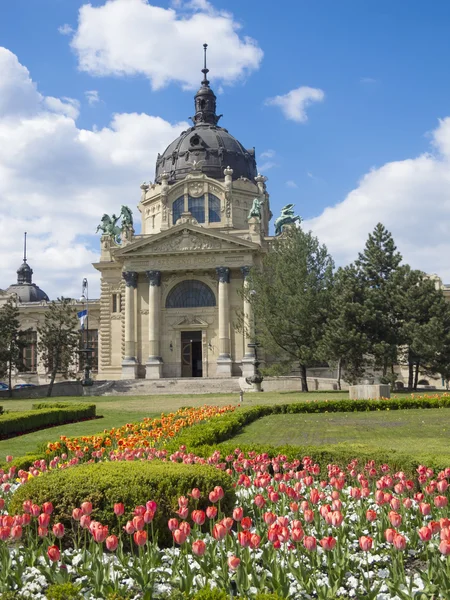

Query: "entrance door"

xmin=181 ymin=331 xmax=203 ymax=377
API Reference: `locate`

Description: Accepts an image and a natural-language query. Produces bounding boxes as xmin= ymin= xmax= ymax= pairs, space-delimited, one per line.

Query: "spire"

xmin=17 ymin=231 xmax=33 ymax=285
xmin=192 ymin=43 xmax=221 ymax=126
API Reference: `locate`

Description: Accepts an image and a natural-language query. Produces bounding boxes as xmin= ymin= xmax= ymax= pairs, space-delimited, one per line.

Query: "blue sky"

xmin=1 ymin=0 xmax=450 ymax=298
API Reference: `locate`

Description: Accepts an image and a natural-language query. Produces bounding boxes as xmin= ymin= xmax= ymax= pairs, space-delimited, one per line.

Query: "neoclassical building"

xmin=95 ymin=56 xmax=271 ymax=380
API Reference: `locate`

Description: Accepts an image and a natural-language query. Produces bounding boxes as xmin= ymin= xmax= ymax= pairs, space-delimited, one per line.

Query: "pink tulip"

xmin=168 ymin=518 xmax=179 ymax=531
xmin=303 ymin=535 xmax=317 ymax=551
xmin=393 ymin=534 xmax=406 ymax=550
xmin=132 ymin=516 xmax=145 ymax=531
xmin=206 ymin=506 xmax=217 ymax=519
xmin=81 ymin=502 xmax=93 ymax=515
xmin=52 ymin=523 xmax=65 ymax=539
xmin=439 ymin=540 xmax=450 ymax=555
xmin=384 ymin=528 xmax=397 ymax=544
xmin=72 ymin=508 xmax=83 ymax=521
xmin=388 ymin=511 xmax=402 ymax=527
xmin=191 ymin=488 xmax=201 ymax=500
xmin=80 ymin=515 xmax=91 ymax=529
xmin=133 ymin=530 xmax=147 ymax=546
xmin=191 ymin=510 xmax=206 ymax=526
xmin=173 ymin=528 xmax=187 ymax=545
xmin=124 ymin=521 xmax=135 ymax=534
xmin=42 ymin=502 xmax=53 ymax=515
xmin=418 ymin=526 xmax=432 ymax=542
xmin=38 ymin=513 xmax=50 ymax=528
xmin=47 ymin=545 xmax=60 ymax=562
xmin=212 ymin=523 xmax=227 ymax=540
xmin=192 ymin=539 xmax=206 ymax=556
xmin=359 ymin=536 xmax=373 ymax=551
xmin=233 ymin=507 xmax=244 ymax=522
xmin=250 ymin=533 xmax=261 ymax=549
xmin=114 ymin=503 xmax=124 ymax=516
xmin=106 ymin=535 xmax=118 ymax=552
xmin=10 ymin=525 xmax=22 ymax=540
xmin=227 ymin=555 xmax=240 ymax=570
xmin=434 ymin=495 xmax=448 ymax=508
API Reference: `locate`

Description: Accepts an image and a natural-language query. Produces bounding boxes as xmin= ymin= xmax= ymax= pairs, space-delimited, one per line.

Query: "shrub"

xmin=190 ymin=588 xmax=228 ymax=600
xmin=32 ymin=402 xmax=79 ymax=410
xmin=0 ymin=403 xmax=96 ymax=437
xmin=46 ymin=582 xmax=83 ymax=600
xmin=10 ymin=461 xmax=235 ymax=547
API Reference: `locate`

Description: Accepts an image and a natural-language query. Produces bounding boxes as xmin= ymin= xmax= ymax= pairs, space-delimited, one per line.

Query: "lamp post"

xmin=246 ymin=290 xmax=263 ymax=391
xmin=79 ymin=278 xmax=93 ymax=387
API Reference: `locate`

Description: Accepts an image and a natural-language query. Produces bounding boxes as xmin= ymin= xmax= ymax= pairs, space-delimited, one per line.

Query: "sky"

xmin=2 ymin=0 xmax=450 ymax=300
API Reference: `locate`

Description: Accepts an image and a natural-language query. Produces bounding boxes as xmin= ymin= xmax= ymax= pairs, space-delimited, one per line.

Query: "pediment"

xmin=173 ymin=315 xmax=209 ymax=329
xmin=115 ymin=223 xmax=258 ymax=257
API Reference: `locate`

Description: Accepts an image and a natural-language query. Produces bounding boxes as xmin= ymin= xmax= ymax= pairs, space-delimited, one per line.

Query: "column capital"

xmin=240 ymin=265 xmax=252 ymax=280
xmin=216 ymin=266 xmax=230 ymax=284
xmin=145 ymin=270 xmax=161 ymax=287
xmin=122 ymin=271 xmax=137 ymax=288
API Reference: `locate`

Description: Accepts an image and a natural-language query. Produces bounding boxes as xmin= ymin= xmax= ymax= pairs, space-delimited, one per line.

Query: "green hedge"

xmin=32 ymin=402 xmax=80 ymax=410
xmin=0 ymin=403 xmax=96 ymax=437
xmin=9 ymin=461 xmax=235 ymax=548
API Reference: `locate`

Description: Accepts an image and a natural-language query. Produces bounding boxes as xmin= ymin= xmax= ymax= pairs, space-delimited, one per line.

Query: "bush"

xmin=32 ymin=402 xmax=80 ymax=410
xmin=190 ymin=588 xmax=228 ymax=600
xmin=10 ymin=461 xmax=235 ymax=547
xmin=46 ymin=582 xmax=83 ymax=600
xmin=0 ymin=403 xmax=96 ymax=437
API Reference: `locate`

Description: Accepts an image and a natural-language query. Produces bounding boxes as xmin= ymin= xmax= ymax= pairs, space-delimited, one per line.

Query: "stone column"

xmin=145 ymin=270 xmax=163 ymax=379
xmin=121 ymin=270 xmax=138 ymax=379
xmin=216 ymin=266 xmax=232 ymax=377
xmin=240 ymin=266 xmax=256 ymax=378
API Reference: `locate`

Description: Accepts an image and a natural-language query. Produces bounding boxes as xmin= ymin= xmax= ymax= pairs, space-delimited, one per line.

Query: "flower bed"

xmin=1 ymin=447 xmax=449 ymax=599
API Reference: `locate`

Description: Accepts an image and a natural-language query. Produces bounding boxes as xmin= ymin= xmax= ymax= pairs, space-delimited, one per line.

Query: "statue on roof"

xmin=248 ymin=198 xmax=264 ymax=220
xmin=274 ymin=204 xmax=301 ymax=236
xmin=96 ymin=214 xmax=121 ymax=244
xmin=120 ymin=205 xmax=133 ymax=230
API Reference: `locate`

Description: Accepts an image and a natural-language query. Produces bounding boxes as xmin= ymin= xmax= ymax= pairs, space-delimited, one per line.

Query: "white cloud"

xmin=58 ymin=24 xmax=74 ymax=36
xmin=0 ymin=47 xmax=188 ymax=300
xmin=260 ymin=149 xmax=275 ymax=159
xmin=265 ymin=86 xmax=324 ymax=123
xmin=360 ymin=77 xmax=377 ymax=84
xmin=305 ymin=117 xmax=450 ymax=282
xmin=70 ymin=0 xmax=263 ymax=90
xmin=258 ymin=161 xmax=276 ymax=173
xmin=286 ymin=180 xmax=298 ymax=189
xmin=85 ymin=90 xmax=100 ymax=106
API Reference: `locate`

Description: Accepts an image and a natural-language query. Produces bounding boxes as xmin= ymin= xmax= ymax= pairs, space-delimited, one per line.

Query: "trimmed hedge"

xmin=0 ymin=403 xmax=96 ymax=437
xmin=9 ymin=461 xmax=235 ymax=547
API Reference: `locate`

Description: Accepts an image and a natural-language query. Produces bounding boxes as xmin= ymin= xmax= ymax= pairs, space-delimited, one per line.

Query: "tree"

xmin=244 ymin=225 xmax=334 ymax=392
xmin=0 ymin=301 xmax=27 ymax=397
xmin=320 ymin=265 xmax=368 ymax=388
xmin=355 ymin=223 xmax=403 ymax=378
xmin=37 ymin=298 xmax=79 ymax=397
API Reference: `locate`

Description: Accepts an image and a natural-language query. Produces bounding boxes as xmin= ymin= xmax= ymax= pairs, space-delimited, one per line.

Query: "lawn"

xmin=0 ymin=390 xmax=447 ymax=459
xmin=229 ymin=408 xmax=450 ymax=457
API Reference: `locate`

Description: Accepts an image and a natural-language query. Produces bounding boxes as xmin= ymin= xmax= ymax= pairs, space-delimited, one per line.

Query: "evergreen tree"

xmin=320 ymin=265 xmax=368 ymax=388
xmin=37 ymin=298 xmax=79 ymax=397
xmin=244 ymin=225 xmax=334 ymax=392
xmin=355 ymin=223 xmax=403 ymax=377
xmin=0 ymin=301 xmax=27 ymax=397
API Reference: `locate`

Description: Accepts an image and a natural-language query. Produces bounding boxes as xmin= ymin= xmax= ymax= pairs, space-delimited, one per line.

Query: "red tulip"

xmin=47 ymin=545 xmax=60 ymax=562
xmin=146 ymin=500 xmax=157 ymax=513
xmin=254 ymin=494 xmax=266 ymax=508
xmin=133 ymin=530 xmax=147 ymax=547
xmin=388 ymin=511 xmax=402 ymax=527
xmin=291 ymin=527 xmax=304 ymax=542
xmin=419 ymin=502 xmax=431 ymax=516
xmin=177 ymin=507 xmax=189 ymax=519
xmin=250 ymin=533 xmax=261 ymax=549
xmin=331 ymin=511 xmax=344 ymax=527
xmin=0 ymin=527 xmax=10 ymax=541
xmin=303 ymin=535 xmax=317 ymax=551
xmin=418 ymin=526 xmax=432 ymax=542
xmin=191 ymin=510 xmax=206 ymax=526
xmin=241 ymin=516 xmax=252 ymax=530
xmin=263 ymin=512 xmax=277 ymax=526
xmin=81 ymin=502 xmax=92 ymax=515
xmin=429 ymin=521 xmax=441 ymax=535
xmin=434 ymin=495 xmax=448 ymax=508
xmin=132 ymin=516 xmax=145 ymax=531
xmin=72 ymin=508 xmax=83 ymax=521
xmin=5 ymin=456 xmax=12 ymax=463
xmin=52 ymin=523 xmax=65 ymax=539
xmin=320 ymin=536 xmax=336 ymax=551
xmin=114 ymin=503 xmax=125 ymax=516
xmin=238 ymin=530 xmax=251 ymax=547
xmin=439 ymin=540 xmax=450 ymax=555
xmin=106 ymin=535 xmax=118 ymax=552
xmin=359 ymin=536 xmax=373 ymax=551
xmin=191 ymin=488 xmax=201 ymax=500
xmin=227 ymin=555 xmax=240 ymax=570
xmin=168 ymin=518 xmax=179 ymax=531
xmin=0 ymin=498 xmax=4 ymax=511
xmin=384 ymin=528 xmax=397 ymax=544
xmin=179 ymin=521 xmax=191 ymax=536
xmin=38 ymin=526 xmax=48 ymax=538
xmin=42 ymin=502 xmax=53 ymax=515
xmin=206 ymin=506 xmax=217 ymax=519
xmin=212 ymin=523 xmax=227 ymax=540
xmin=173 ymin=528 xmax=187 ymax=545
xmin=124 ymin=521 xmax=135 ymax=534
xmin=30 ymin=504 xmax=40 ymax=517
xmin=38 ymin=513 xmax=50 ymax=528
xmin=366 ymin=509 xmax=377 ymax=522
xmin=134 ymin=505 xmax=146 ymax=516
xmin=192 ymin=539 xmax=206 ymax=556
xmin=208 ymin=490 xmax=220 ymax=503
xmin=10 ymin=525 xmax=22 ymax=540
xmin=80 ymin=515 xmax=91 ymax=529
xmin=233 ymin=507 xmax=244 ymax=522
xmin=393 ymin=534 xmax=406 ymax=550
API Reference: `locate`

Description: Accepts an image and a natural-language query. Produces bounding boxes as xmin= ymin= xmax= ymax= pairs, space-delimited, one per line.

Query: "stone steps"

xmin=92 ymin=377 xmax=243 ymax=396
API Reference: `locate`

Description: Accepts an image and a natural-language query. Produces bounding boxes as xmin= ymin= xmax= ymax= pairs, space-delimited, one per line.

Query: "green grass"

xmin=0 ymin=390 xmax=447 ymax=460
xmin=229 ymin=408 xmax=450 ymax=457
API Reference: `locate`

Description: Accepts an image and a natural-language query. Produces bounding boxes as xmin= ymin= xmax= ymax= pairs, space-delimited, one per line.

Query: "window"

xmin=188 ymin=195 xmax=205 ymax=223
xmin=79 ymin=329 xmax=99 ymax=372
xmin=20 ymin=330 xmax=37 ymax=372
xmin=208 ymin=194 xmax=221 ymax=223
xmin=112 ymin=293 xmax=121 ymax=313
xmin=172 ymin=196 xmax=184 ymax=225
xmin=166 ymin=280 xmax=216 ymax=308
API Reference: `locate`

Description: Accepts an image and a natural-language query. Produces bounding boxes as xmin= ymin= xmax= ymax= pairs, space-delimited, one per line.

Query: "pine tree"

xmin=37 ymin=298 xmax=79 ymax=397
xmin=355 ymin=223 xmax=403 ymax=378
xmin=244 ymin=226 xmax=334 ymax=392
xmin=0 ymin=300 xmax=27 ymax=397
xmin=320 ymin=265 xmax=368 ymax=388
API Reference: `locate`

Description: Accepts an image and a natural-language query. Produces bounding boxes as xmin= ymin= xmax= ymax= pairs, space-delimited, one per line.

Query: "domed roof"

xmin=6 ymin=234 xmax=49 ymax=303
xmin=155 ymin=45 xmax=257 ymax=184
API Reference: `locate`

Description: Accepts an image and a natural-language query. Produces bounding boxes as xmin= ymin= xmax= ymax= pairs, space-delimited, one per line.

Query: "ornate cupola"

xmin=192 ymin=44 xmax=221 ymax=126
xmin=6 ymin=233 xmax=49 ymax=302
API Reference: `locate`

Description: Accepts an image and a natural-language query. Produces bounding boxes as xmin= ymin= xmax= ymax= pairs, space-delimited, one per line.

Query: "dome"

xmin=6 ymin=283 xmax=49 ymax=303
xmin=155 ymin=44 xmax=257 ymax=184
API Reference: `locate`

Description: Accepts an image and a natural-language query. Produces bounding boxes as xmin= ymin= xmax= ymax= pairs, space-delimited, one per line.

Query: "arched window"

xmin=208 ymin=194 xmax=221 ymax=223
xmin=172 ymin=196 xmax=184 ymax=225
xmin=188 ymin=195 xmax=205 ymax=223
xmin=166 ymin=280 xmax=216 ymax=308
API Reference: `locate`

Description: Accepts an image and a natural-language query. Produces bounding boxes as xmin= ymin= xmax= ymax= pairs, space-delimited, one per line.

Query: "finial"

xmin=23 ymin=232 xmax=27 ymax=263
xmin=201 ymin=43 xmax=209 ymax=86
